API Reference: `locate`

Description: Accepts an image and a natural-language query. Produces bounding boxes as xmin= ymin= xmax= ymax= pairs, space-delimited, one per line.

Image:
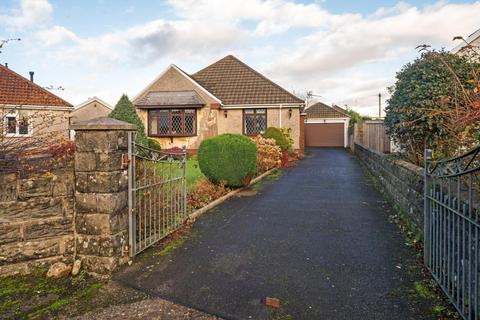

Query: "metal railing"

xmin=128 ymin=132 xmax=187 ymax=257
xmin=424 ymin=147 xmax=480 ymax=320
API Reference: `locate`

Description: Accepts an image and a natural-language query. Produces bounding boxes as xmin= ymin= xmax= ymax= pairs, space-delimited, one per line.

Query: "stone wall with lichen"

xmin=73 ymin=129 xmax=130 ymax=275
xmin=0 ymin=119 xmax=135 ymax=277
xmin=0 ymin=166 xmax=75 ymax=277
xmin=354 ymin=143 xmax=424 ymax=232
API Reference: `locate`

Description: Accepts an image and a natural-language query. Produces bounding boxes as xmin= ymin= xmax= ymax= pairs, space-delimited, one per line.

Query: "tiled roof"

xmin=136 ymin=90 xmax=205 ymax=108
xmin=306 ymin=102 xmax=349 ymax=119
xmin=191 ymin=55 xmax=304 ymax=105
xmin=0 ymin=64 xmax=72 ymax=107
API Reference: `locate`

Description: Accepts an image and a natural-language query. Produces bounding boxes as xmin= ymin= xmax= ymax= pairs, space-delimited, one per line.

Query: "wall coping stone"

xmin=354 ymin=143 xmax=423 ymax=176
xmin=70 ymin=117 xmax=136 ymax=131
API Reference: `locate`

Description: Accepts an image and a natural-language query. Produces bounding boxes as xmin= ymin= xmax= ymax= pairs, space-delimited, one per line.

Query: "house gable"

xmin=305 ymin=102 xmax=350 ymax=119
xmin=133 ymin=65 xmax=221 ymax=106
xmin=70 ymin=97 xmax=112 ymax=123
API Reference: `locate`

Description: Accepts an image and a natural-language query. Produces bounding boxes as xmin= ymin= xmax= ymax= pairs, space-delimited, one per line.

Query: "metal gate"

xmin=128 ymin=132 xmax=187 ymax=257
xmin=424 ymin=147 xmax=480 ymax=320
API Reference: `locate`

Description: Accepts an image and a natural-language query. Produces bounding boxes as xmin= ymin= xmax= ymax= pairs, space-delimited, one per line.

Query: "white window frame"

xmin=3 ymin=110 xmax=33 ymax=137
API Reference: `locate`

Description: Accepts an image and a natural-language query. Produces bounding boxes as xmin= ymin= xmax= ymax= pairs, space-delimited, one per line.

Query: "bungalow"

xmin=133 ymin=55 xmax=304 ymax=152
xmin=0 ymin=64 xmax=72 ymax=140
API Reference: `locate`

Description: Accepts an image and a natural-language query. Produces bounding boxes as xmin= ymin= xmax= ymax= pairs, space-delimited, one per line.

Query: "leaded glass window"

xmin=148 ymin=109 xmax=196 ymax=137
xmin=244 ymin=108 xmax=267 ymax=135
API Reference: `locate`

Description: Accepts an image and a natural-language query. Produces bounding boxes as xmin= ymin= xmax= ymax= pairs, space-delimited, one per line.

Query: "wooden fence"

xmin=352 ymin=120 xmax=390 ymax=153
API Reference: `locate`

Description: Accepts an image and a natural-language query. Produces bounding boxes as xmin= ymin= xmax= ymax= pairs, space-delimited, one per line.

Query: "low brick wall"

xmin=354 ymin=143 xmax=425 ymax=232
xmin=0 ymin=166 xmax=75 ymax=276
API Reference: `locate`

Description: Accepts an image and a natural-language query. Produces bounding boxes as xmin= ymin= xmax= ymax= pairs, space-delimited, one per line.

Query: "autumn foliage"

xmin=187 ymin=179 xmax=230 ymax=210
xmin=251 ymin=136 xmax=282 ymax=173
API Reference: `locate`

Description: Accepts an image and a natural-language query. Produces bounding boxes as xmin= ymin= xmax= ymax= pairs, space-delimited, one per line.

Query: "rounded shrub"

xmin=198 ymin=134 xmax=257 ymax=187
xmin=263 ymin=127 xmax=290 ymax=152
xmin=147 ymin=138 xmax=161 ymax=151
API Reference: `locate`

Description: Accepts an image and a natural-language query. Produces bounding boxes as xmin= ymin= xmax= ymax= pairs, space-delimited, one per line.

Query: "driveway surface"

xmin=116 ymin=148 xmax=426 ymax=319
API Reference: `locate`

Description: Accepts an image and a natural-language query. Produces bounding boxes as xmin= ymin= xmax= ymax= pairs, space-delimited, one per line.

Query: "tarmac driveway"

xmin=116 ymin=148 xmax=428 ymax=319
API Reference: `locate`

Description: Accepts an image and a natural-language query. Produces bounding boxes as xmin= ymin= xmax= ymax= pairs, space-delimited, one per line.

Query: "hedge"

xmin=198 ymin=134 xmax=257 ymax=187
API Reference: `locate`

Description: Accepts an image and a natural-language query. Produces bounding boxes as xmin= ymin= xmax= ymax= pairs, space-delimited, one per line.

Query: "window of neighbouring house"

xmin=244 ymin=108 xmax=267 ymax=135
xmin=4 ymin=111 xmax=31 ymax=136
xmin=148 ymin=109 xmax=196 ymax=137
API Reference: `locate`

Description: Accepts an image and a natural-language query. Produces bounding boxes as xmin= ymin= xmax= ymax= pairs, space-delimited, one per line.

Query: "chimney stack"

xmin=4 ymin=63 xmax=7 ymax=68
xmin=29 ymin=71 xmax=34 ymax=82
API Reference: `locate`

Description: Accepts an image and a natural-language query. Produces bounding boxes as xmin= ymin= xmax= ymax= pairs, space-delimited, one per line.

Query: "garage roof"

xmin=305 ymin=102 xmax=349 ymax=119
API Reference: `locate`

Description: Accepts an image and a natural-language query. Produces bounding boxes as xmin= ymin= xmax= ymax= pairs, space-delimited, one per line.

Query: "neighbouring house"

xmin=69 ymin=97 xmax=112 ymax=139
xmin=304 ymin=102 xmax=350 ymax=148
xmin=451 ymin=28 xmax=480 ymax=56
xmin=133 ymin=55 xmax=304 ymax=152
xmin=0 ymin=64 xmax=73 ymax=141
xmin=70 ymin=96 xmax=112 ymax=124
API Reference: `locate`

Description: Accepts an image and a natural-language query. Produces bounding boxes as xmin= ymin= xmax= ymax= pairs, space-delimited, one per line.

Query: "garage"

xmin=304 ymin=102 xmax=350 ymax=148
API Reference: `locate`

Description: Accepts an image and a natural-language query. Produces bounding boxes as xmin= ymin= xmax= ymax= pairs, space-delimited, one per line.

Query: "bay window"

xmin=148 ymin=109 xmax=196 ymax=137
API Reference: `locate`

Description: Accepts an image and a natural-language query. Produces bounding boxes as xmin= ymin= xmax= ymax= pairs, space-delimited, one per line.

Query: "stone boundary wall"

xmin=0 ymin=166 xmax=75 ymax=276
xmin=354 ymin=143 xmax=425 ymax=232
xmin=0 ymin=117 xmax=136 ymax=277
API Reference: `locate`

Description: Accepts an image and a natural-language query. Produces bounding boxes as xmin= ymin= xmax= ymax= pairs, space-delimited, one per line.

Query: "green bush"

xmin=109 ymin=94 xmax=148 ymax=146
xmin=198 ymin=134 xmax=257 ymax=187
xmin=147 ymin=138 xmax=161 ymax=151
xmin=263 ymin=127 xmax=290 ymax=152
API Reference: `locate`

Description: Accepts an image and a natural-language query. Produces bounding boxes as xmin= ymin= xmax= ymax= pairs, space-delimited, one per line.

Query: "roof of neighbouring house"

xmin=451 ymin=28 xmax=480 ymax=53
xmin=305 ymin=102 xmax=350 ymax=119
xmin=191 ymin=55 xmax=304 ymax=105
xmin=136 ymin=90 xmax=205 ymax=108
xmin=0 ymin=64 xmax=72 ymax=107
xmin=74 ymin=96 xmax=112 ymax=111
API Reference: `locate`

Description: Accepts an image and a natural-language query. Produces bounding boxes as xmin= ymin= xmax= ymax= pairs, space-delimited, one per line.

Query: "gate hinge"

xmin=121 ymin=153 xmax=130 ymax=169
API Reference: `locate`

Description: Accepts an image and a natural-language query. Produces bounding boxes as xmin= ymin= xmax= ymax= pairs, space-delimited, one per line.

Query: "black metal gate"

xmin=128 ymin=133 xmax=187 ymax=257
xmin=424 ymin=147 xmax=480 ymax=320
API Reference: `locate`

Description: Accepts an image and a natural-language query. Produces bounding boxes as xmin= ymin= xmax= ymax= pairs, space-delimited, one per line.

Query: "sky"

xmin=0 ymin=0 xmax=479 ymax=116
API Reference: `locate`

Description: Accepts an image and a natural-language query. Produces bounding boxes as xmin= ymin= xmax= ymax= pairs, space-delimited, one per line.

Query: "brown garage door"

xmin=305 ymin=123 xmax=344 ymax=147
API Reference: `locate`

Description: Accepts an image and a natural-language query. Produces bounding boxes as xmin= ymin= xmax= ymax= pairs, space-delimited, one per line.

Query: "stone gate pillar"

xmin=70 ymin=117 xmax=135 ymax=275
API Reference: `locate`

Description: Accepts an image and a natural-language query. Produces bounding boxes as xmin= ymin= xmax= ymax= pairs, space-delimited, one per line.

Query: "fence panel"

xmin=354 ymin=120 xmax=390 ymax=153
xmin=424 ymin=147 xmax=480 ymax=320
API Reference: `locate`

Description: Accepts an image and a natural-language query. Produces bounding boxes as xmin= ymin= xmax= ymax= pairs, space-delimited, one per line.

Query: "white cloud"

xmin=263 ymin=1 xmax=480 ymax=114
xmin=8 ymin=0 xmax=480 ymax=115
xmin=35 ymin=19 xmax=244 ymax=69
xmin=36 ymin=26 xmax=79 ymax=46
xmin=0 ymin=0 xmax=52 ymax=28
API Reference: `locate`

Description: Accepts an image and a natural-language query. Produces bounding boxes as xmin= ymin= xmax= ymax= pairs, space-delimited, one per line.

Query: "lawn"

xmin=136 ymin=157 xmax=205 ymax=192
xmin=185 ymin=158 xmax=205 ymax=191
